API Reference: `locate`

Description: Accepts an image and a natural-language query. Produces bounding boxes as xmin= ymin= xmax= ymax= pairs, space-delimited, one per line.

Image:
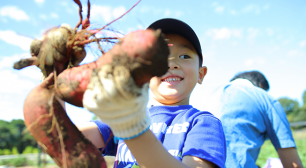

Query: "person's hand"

xmin=83 ymin=64 xmax=150 ymax=140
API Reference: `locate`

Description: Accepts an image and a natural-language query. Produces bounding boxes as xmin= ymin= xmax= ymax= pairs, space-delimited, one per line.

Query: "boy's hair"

xmin=147 ymin=18 xmax=203 ymax=67
xmin=230 ymin=71 xmax=270 ymax=91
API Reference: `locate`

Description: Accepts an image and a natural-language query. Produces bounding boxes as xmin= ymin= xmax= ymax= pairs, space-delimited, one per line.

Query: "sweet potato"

xmin=55 ymin=29 xmax=169 ymax=107
xmin=23 ymin=74 xmax=106 ymax=168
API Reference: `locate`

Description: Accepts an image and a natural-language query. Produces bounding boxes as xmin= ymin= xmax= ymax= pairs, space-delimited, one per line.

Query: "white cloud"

xmin=288 ymin=50 xmax=299 ymax=57
xmin=137 ymin=24 xmax=144 ymax=29
xmin=215 ymin=6 xmax=224 ymax=14
xmin=39 ymin=14 xmax=47 ymax=20
xmin=0 ymin=99 xmax=24 ymax=121
xmin=50 ymin=13 xmax=58 ymax=19
xmin=0 ymin=54 xmax=42 ymax=121
xmin=0 ymin=70 xmax=36 ymax=94
xmin=278 ymin=59 xmax=286 ymax=65
xmin=247 ymin=28 xmax=259 ymax=40
xmin=139 ymin=6 xmax=150 ymax=13
xmin=175 ymin=11 xmax=182 ymax=17
xmin=112 ymin=6 xmax=126 ymax=19
xmin=0 ymin=53 xmax=42 ymax=79
xmin=164 ymin=9 xmax=182 ymax=17
xmin=230 ymin=10 xmax=237 ymax=15
xmin=300 ymin=41 xmax=306 ymax=47
xmin=206 ymin=28 xmax=242 ymax=40
xmin=39 ymin=13 xmax=59 ymax=20
xmin=242 ymin=4 xmax=261 ymax=14
xmin=90 ymin=5 xmax=113 ymax=23
xmin=244 ymin=57 xmax=266 ymax=67
xmin=60 ymin=2 xmax=68 ymax=6
xmin=138 ymin=6 xmax=182 ymax=17
xmin=0 ymin=30 xmax=32 ymax=51
xmin=35 ymin=0 xmax=44 ymax=3
xmin=267 ymin=46 xmax=279 ymax=54
xmin=263 ymin=4 xmax=270 ymax=10
xmin=211 ymin=2 xmax=218 ymax=7
xmin=266 ymin=28 xmax=274 ymax=36
xmin=164 ymin=10 xmax=171 ymax=16
xmin=0 ymin=6 xmax=30 ymax=21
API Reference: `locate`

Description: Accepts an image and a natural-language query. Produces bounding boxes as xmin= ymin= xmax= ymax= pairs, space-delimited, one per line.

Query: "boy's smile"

xmin=161 ymin=74 xmax=183 ymax=85
xmin=149 ymin=34 xmax=207 ymax=105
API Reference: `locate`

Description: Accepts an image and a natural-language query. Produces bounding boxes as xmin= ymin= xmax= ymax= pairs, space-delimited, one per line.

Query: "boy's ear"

xmin=198 ymin=66 xmax=207 ymax=84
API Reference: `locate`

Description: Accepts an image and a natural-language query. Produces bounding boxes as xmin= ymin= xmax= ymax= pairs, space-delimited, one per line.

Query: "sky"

xmin=0 ymin=0 xmax=306 ymax=124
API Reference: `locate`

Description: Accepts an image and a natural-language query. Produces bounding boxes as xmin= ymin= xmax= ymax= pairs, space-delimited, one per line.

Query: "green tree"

xmin=0 ymin=119 xmax=37 ymax=153
xmin=0 ymin=122 xmax=13 ymax=150
xmin=11 ymin=147 xmax=19 ymax=154
xmin=22 ymin=146 xmax=33 ymax=154
xmin=278 ymin=97 xmax=300 ymax=115
xmin=292 ymin=105 xmax=306 ymax=122
xmin=302 ymin=90 xmax=306 ymax=105
xmin=3 ymin=149 xmax=11 ymax=155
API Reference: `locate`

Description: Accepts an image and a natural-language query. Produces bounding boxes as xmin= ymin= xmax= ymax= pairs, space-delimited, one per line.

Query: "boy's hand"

xmin=83 ymin=64 xmax=151 ymax=139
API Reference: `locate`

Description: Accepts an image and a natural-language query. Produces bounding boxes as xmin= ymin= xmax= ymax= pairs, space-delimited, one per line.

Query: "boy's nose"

xmin=168 ymin=58 xmax=179 ymax=70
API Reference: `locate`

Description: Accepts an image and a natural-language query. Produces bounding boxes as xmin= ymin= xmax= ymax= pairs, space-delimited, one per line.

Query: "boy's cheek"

xmin=149 ymin=77 xmax=160 ymax=86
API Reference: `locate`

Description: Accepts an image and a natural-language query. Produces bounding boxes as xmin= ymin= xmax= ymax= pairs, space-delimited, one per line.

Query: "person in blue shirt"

xmin=204 ymin=71 xmax=304 ymax=168
xmin=77 ymin=18 xmax=226 ymax=168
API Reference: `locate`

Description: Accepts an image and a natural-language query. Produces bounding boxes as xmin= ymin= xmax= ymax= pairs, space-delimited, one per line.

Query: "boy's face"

xmin=149 ymin=34 xmax=207 ymax=105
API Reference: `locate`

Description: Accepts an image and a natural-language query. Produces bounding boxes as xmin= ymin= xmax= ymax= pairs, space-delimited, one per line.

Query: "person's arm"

xmin=76 ymin=122 xmax=105 ymax=149
xmin=278 ymin=147 xmax=304 ymax=168
xmin=264 ymin=99 xmax=304 ymax=168
xmin=124 ymin=114 xmax=225 ymax=168
xmin=124 ymin=129 xmax=215 ymax=168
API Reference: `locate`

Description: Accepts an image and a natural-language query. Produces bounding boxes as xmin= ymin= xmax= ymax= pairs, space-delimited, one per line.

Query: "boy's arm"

xmin=76 ymin=122 xmax=105 ymax=149
xmin=278 ymin=147 xmax=304 ymax=168
xmin=124 ymin=129 xmax=215 ymax=168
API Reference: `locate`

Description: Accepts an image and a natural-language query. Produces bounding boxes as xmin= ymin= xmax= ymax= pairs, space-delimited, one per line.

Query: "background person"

xmin=204 ymin=70 xmax=304 ymax=168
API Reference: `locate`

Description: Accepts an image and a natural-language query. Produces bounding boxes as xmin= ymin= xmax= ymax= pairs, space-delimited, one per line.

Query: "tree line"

xmin=0 ymin=119 xmax=37 ymax=154
xmin=278 ymin=90 xmax=306 ymax=123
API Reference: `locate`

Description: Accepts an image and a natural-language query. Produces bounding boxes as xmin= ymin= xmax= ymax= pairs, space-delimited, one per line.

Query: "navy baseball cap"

xmin=147 ymin=18 xmax=203 ymax=66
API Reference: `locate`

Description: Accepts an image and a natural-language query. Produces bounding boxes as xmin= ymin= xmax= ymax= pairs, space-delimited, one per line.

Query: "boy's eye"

xmin=179 ymin=55 xmax=191 ymax=59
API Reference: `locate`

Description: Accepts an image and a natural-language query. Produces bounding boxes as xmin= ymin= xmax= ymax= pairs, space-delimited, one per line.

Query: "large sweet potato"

xmin=23 ymin=74 xmax=106 ymax=168
xmin=55 ymin=29 xmax=169 ymax=107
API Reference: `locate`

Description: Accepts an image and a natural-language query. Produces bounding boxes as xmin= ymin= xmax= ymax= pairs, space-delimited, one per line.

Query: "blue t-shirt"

xmin=94 ymin=105 xmax=226 ymax=168
xmin=204 ymin=79 xmax=296 ymax=168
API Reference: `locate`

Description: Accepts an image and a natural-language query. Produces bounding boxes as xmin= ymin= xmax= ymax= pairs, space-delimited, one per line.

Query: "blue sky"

xmin=1 ymin=0 xmax=306 ymax=124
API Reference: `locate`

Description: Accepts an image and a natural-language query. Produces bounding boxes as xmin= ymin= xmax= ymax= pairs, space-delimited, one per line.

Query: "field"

xmin=256 ymin=128 xmax=306 ymax=167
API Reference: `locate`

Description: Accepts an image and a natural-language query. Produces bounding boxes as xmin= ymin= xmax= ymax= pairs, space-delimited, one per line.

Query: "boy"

xmin=79 ymin=18 xmax=226 ymax=168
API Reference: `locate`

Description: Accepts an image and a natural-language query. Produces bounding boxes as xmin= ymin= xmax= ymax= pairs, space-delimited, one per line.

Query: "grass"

xmin=256 ymin=129 xmax=306 ymax=167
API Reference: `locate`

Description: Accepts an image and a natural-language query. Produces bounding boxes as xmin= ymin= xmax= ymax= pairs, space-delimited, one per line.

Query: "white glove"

xmin=83 ymin=64 xmax=151 ymax=140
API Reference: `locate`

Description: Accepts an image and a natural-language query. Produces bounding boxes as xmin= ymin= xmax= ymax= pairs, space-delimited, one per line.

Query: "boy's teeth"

xmin=164 ymin=77 xmax=180 ymax=82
